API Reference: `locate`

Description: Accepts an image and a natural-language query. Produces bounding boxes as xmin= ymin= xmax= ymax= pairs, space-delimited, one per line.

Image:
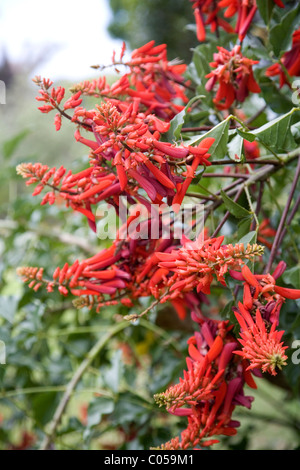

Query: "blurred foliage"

xmin=107 ymin=0 xmax=195 ymax=61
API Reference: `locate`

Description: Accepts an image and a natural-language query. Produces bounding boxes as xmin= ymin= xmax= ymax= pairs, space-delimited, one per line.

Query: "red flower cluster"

xmin=189 ymin=1 xmax=234 ymax=42
xmin=27 ymin=60 xmax=215 ymax=217
xmin=156 ymin=233 xmax=264 ymax=299
xmin=205 ymin=45 xmax=261 ymax=109
xmin=154 ymin=318 xmax=256 ymax=449
xmin=70 ymin=40 xmax=188 ymax=121
xmin=190 ymin=0 xmax=284 ymax=43
xmin=266 ymin=28 xmax=300 ymax=87
xmin=230 ymin=264 xmax=300 ymax=375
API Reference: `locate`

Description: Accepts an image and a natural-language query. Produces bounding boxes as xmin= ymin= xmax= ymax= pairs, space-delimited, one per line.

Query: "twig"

xmin=246 ymin=105 xmax=267 ymax=125
xmin=202 ymin=172 xmax=249 ymax=179
xmin=244 ymin=185 xmax=259 ymax=231
xmin=212 ymin=159 xmax=281 ymax=166
xmin=264 ymin=156 xmax=300 ymax=273
xmin=124 ymin=291 xmax=168 ymax=322
xmin=277 ymin=194 xmax=300 ymax=248
xmin=186 ymin=192 xmax=216 ymax=201
xmin=250 ymin=181 xmax=264 ymax=231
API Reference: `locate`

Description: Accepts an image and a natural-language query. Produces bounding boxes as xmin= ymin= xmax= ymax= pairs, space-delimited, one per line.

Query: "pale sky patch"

xmin=0 ymin=0 xmax=124 ymax=80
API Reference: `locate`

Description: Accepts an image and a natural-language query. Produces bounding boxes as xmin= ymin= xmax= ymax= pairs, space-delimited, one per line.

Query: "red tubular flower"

xmin=273 ymin=0 xmax=285 ymax=7
xmin=266 ymin=28 xmax=300 ymax=87
xmin=205 ymin=45 xmax=261 ymax=110
xmin=244 ymin=139 xmax=260 ymax=160
xmin=154 ymin=319 xmax=256 ymax=450
xmin=156 ymin=233 xmax=264 ymax=299
xmin=229 ymin=263 xmax=300 ymax=376
xmin=219 ymin=0 xmax=284 ymax=41
xmin=234 ymin=304 xmax=288 ymax=376
xmin=257 ymin=219 xmax=276 ymax=249
xmin=190 ymin=1 xmax=234 ymax=42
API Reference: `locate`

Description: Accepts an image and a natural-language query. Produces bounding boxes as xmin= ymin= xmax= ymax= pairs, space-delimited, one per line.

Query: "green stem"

xmin=40 ymin=320 xmax=129 ymax=450
xmin=244 ymin=186 xmax=259 ymax=232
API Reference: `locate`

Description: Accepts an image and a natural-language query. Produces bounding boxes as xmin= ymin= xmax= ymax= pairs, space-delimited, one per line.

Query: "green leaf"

xmin=112 ymin=392 xmax=149 ymax=428
xmin=237 ymin=108 xmax=299 ymax=152
xmin=0 ymin=295 xmax=19 ymax=324
xmin=269 ymin=4 xmax=300 ymax=56
xmin=259 ymin=76 xmax=293 ymax=115
xmin=237 ymin=217 xmax=253 ymax=240
xmin=228 ymin=133 xmax=244 ymax=162
xmin=221 ymin=191 xmax=251 ymax=219
xmin=238 ymin=231 xmax=257 ymax=247
xmin=257 ymin=0 xmax=275 ymax=25
xmin=87 ymin=397 xmax=115 ymax=428
xmin=32 ymin=392 xmax=59 ymax=426
xmin=220 ymin=300 xmax=234 ymax=319
xmin=3 ymin=130 xmax=30 ymax=159
xmin=102 ymin=350 xmax=123 ymax=394
xmin=191 ymin=44 xmax=214 ymax=81
xmin=291 ymin=121 xmax=300 ymax=142
xmin=283 ymin=265 xmax=300 ymax=289
xmin=188 ymin=118 xmax=230 ymax=160
xmin=168 ymin=95 xmax=205 ymax=141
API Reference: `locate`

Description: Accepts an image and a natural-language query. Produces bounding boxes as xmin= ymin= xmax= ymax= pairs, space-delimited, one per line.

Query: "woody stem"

xmin=264 ymin=156 xmax=300 ymax=273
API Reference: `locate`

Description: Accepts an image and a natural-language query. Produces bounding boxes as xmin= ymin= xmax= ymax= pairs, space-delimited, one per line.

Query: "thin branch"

xmin=264 ymin=156 xmax=300 ymax=273
xmin=277 ymin=194 xmax=300 ymax=248
xmin=124 ymin=291 xmax=168 ymax=322
xmin=250 ymin=181 xmax=264 ymax=231
xmin=202 ymin=172 xmax=249 ymax=179
xmin=246 ymin=104 xmax=267 ymax=125
xmin=40 ymin=320 xmax=129 ymax=450
xmin=209 ymin=159 xmax=282 ymax=166
xmin=244 ymin=185 xmax=259 ymax=231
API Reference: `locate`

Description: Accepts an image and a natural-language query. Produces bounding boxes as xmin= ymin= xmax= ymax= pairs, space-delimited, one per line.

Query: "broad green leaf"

xmin=283 ymin=265 xmax=300 ymax=289
xmin=228 ymin=133 xmax=244 ymax=162
xmin=112 ymin=392 xmax=150 ymax=427
xmin=191 ymin=43 xmax=214 ymax=81
xmin=102 ymin=350 xmax=123 ymax=394
xmin=220 ymin=300 xmax=234 ymax=319
xmin=237 ymin=217 xmax=253 ymax=240
xmin=238 ymin=231 xmax=257 ymax=247
xmin=257 ymin=0 xmax=275 ymax=25
xmin=269 ymin=4 xmax=300 ymax=56
xmin=87 ymin=397 xmax=115 ymax=428
xmin=32 ymin=392 xmax=59 ymax=426
xmin=259 ymin=76 xmax=293 ymax=115
xmin=188 ymin=118 xmax=230 ymax=160
xmin=291 ymin=121 xmax=300 ymax=142
xmin=3 ymin=129 xmax=30 ymax=159
xmin=168 ymin=95 xmax=205 ymax=141
xmin=237 ymin=108 xmax=299 ymax=152
xmin=0 ymin=295 xmax=19 ymax=324
xmin=221 ymin=191 xmax=251 ymax=219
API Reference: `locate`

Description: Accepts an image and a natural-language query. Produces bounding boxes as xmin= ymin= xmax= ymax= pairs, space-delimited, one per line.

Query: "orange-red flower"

xmin=154 ymin=319 xmax=256 ymax=450
xmin=234 ymin=303 xmax=288 ymax=376
xmin=230 ymin=264 xmax=300 ymax=376
xmin=156 ymin=233 xmax=264 ymax=298
xmin=266 ymin=28 xmax=300 ymax=87
xmin=190 ymin=0 xmax=234 ymax=42
xmin=205 ymin=45 xmax=261 ymax=110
